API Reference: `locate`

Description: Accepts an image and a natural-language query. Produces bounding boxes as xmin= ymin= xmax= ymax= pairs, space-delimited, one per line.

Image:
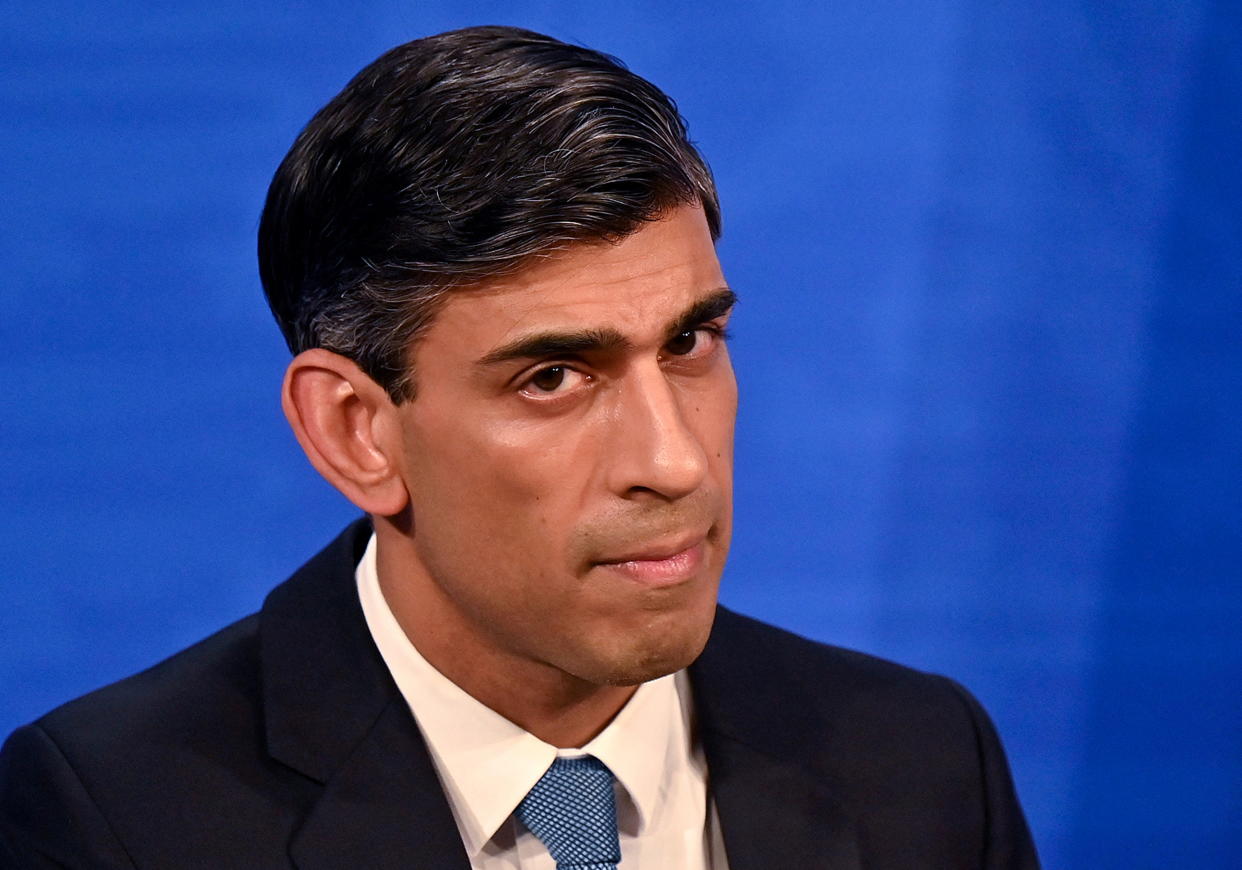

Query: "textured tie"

xmin=515 ymin=755 xmax=621 ymax=870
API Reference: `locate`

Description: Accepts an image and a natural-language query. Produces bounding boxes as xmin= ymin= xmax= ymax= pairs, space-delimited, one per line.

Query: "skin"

xmin=283 ymin=204 xmax=737 ymax=747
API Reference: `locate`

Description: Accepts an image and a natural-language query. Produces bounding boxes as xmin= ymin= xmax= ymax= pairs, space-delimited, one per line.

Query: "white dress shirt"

xmin=356 ymin=533 xmax=728 ymax=869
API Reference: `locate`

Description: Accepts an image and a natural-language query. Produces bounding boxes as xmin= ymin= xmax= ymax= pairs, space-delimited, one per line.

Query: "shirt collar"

xmin=355 ymin=532 xmax=685 ymax=857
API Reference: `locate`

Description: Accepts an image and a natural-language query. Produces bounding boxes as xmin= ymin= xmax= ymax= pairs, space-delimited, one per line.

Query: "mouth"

xmin=594 ymin=532 xmax=708 ymax=588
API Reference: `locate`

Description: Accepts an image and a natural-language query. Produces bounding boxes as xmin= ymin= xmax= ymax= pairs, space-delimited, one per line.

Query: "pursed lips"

xmin=593 ymin=530 xmax=710 ymax=586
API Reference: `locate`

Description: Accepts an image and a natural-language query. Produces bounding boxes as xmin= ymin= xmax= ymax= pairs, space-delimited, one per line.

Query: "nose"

xmin=605 ymin=363 xmax=709 ymax=501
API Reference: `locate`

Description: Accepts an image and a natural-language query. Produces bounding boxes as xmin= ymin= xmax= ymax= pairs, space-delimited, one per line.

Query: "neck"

xmin=373 ymin=520 xmax=638 ymax=748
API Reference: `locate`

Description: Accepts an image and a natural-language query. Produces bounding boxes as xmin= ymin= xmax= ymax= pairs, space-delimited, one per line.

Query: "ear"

xmin=281 ymin=348 xmax=410 ymax=517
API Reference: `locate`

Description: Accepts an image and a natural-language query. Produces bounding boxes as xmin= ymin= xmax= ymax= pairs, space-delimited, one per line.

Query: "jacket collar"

xmin=258 ymin=520 xmax=859 ymax=869
xmin=259 ymin=518 xmax=469 ymax=869
xmin=690 ymin=607 xmax=863 ymax=869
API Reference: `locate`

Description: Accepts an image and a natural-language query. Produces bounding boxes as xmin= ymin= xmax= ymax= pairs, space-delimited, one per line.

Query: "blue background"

xmin=2 ymin=2 xmax=1239 ymax=865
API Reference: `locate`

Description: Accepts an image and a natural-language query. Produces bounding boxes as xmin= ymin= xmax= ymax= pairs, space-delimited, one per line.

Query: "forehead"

xmin=424 ymin=205 xmax=725 ymax=352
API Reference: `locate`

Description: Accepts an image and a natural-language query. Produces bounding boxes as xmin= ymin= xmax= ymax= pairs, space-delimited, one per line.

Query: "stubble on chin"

xmin=567 ymin=588 xmax=721 ymax=687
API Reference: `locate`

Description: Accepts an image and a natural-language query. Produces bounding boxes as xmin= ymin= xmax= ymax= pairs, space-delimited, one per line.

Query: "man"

xmin=0 ymin=26 xmax=1038 ymax=869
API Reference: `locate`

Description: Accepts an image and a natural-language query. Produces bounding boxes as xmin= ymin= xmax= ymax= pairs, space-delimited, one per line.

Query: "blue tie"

xmin=515 ymin=756 xmax=621 ymax=870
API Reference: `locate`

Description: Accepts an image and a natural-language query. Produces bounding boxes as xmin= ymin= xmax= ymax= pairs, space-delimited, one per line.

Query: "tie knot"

xmin=516 ymin=756 xmax=621 ymax=870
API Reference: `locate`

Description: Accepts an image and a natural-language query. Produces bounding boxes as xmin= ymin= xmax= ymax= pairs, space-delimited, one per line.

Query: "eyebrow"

xmin=665 ymin=287 xmax=738 ymax=342
xmin=477 ymin=327 xmax=630 ymax=366
xmin=476 ymin=287 xmax=738 ymax=367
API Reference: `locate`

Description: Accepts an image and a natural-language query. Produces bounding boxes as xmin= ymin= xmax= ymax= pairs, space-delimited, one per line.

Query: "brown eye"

xmin=529 ymin=366 xmax=566 ymax=392
xmin=665 ymin=330 xmax=698 ymax=356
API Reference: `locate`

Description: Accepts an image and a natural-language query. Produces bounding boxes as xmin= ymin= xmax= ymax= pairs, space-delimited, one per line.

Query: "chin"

xmin=578 ymin=605 xmax=718 ymax=687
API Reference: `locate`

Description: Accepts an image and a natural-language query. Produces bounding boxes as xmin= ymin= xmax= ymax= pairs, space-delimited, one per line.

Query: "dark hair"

xmin=258 ymin=25 xmax=720 ymax=402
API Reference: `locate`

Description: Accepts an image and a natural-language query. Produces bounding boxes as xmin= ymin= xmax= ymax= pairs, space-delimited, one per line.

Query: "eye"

xmin=663 ymin=325 xmax=726 ymax=359
xmin=520 ymin=364 xmax=589 ymax=397
xmin=530 ymin=366 xmax=566 ymax=392
xmin=665 ymin=330 xmax=699 ymax=356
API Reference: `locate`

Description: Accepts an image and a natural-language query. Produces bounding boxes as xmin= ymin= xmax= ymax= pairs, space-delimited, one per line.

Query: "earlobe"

xmin=281 ymin=349 xmax=410 ymax=516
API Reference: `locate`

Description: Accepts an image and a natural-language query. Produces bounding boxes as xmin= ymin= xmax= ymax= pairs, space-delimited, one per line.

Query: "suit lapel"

xmin=700 ymin=728 xmax=862 ymax=870
xmin=691 ymin=608 xmax=863 ymax=870
xmin=258 ymin=519 xmax=470 ymax=870
xmin=288 ymin=699 xmax=469 ymax=870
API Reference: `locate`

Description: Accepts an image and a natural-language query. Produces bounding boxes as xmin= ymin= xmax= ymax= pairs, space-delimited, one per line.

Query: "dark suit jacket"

xmin=0 ymin=520 xmax=1038 ymax=868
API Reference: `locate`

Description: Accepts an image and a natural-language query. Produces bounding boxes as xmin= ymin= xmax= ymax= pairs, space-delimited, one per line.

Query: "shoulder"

xmin=19 ymin=517 xmax=373 ymax=763
xmin=2 ymin=612 xmax=267 ymax=813
xmin=693 ymin=607 xmax=1038 ymax=867
xmin=694 ymin=606 xmax=1000 ymax=794
xmin=0 ymin=520 xmax=376 ymax=865
xmin=29 ymin=613 xmax=263 ymax=760
xmin=698 ymin=605 xmax=975 ymax=718
xmin=0 ymin=615 xmax=271 ymax=867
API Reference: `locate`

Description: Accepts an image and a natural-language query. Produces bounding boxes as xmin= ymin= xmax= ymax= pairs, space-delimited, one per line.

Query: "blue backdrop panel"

xmin=2 ymin=2 xmax=1238 ymax=865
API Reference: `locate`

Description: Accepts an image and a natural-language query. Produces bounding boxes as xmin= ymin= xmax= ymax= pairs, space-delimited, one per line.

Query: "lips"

xmin=594 ymin=533 xmax=708 ymax=587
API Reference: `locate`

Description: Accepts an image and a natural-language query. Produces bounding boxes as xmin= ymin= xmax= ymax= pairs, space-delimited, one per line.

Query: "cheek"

xmin=686 ymin=364 xmax=739 ymax=462
xmin=402 ymin=410 xmax=599 ymax=563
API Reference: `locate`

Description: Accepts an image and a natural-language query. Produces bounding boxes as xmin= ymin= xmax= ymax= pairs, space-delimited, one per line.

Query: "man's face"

xmin=391 ymin=204 xmax=736 ymax=687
